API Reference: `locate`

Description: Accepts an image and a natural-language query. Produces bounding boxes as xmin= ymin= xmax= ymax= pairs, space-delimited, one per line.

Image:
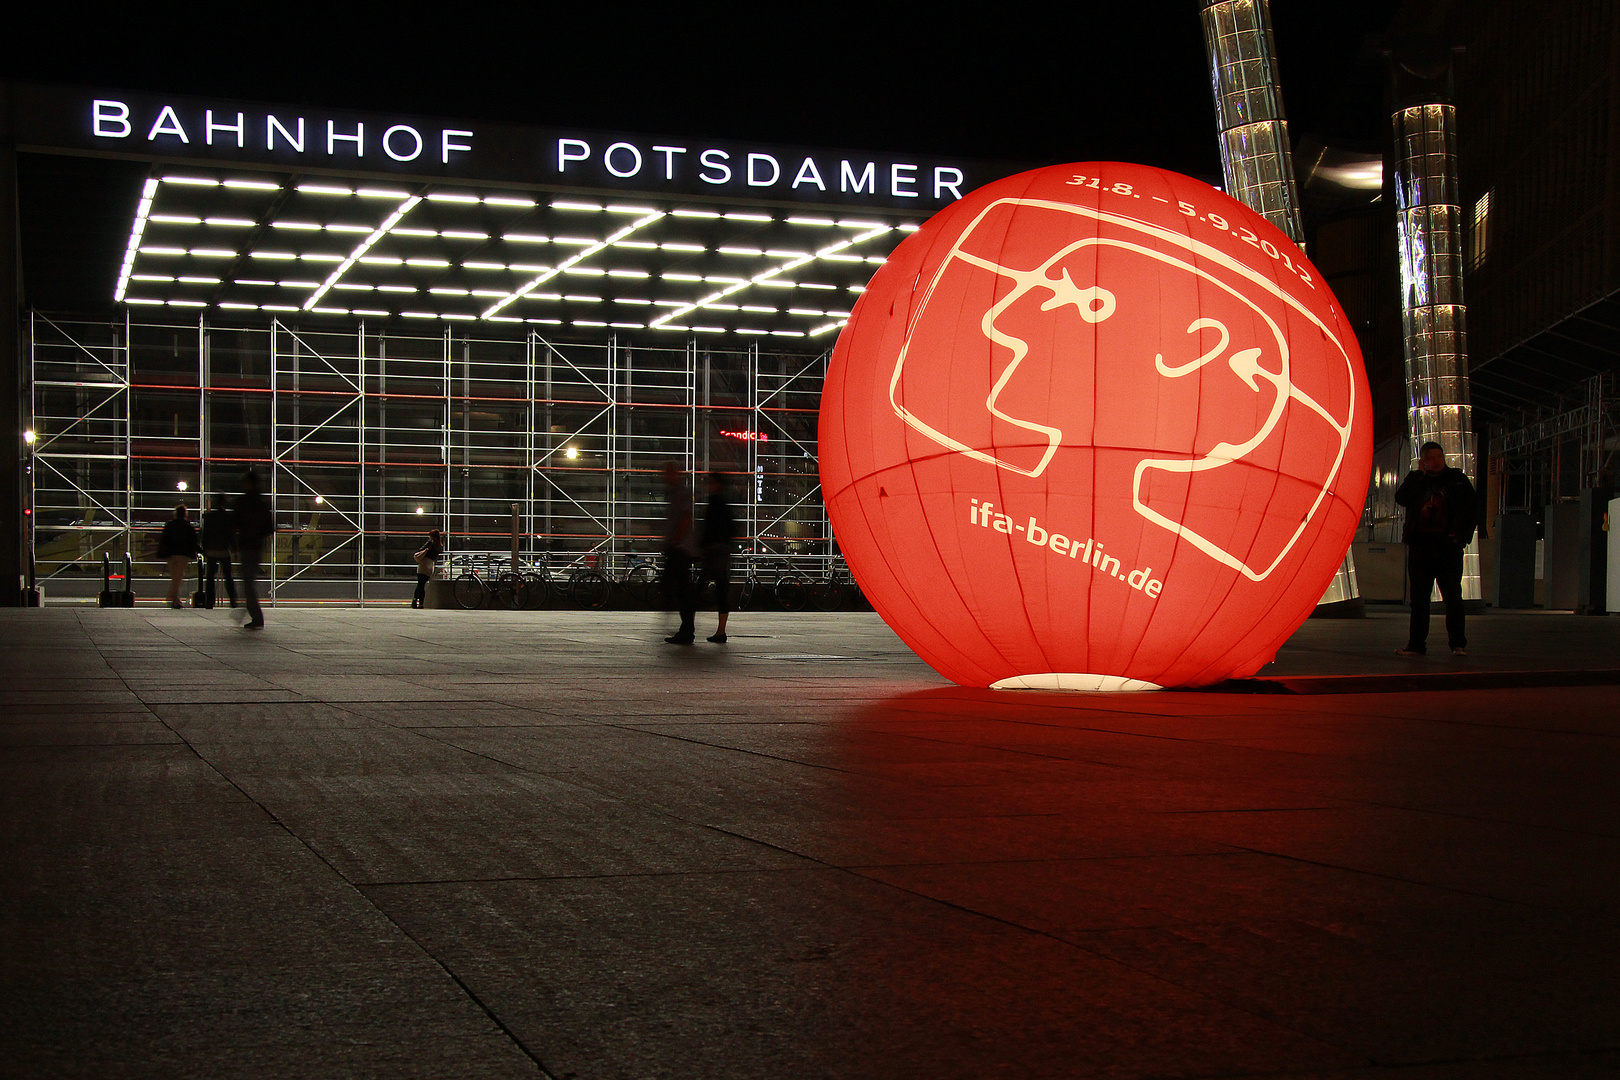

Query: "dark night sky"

xmin=4 ymin=4 xmax=1398 ymax=171
xmin=2 ymin=3 xmax=1400 ymax=311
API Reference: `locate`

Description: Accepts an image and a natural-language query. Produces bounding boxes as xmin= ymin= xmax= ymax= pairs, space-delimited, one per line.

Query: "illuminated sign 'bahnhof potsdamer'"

xmin=9 ymin=83 xmax=1022 ymax=341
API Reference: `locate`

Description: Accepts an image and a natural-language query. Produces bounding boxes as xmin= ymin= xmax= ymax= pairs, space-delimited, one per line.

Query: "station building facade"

xmin=3 ymin=84 xmax=1024 ymax=602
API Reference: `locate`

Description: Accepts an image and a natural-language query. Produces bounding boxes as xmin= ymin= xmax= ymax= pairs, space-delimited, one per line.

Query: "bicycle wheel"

xmin=735 ymin=574 xmax=757 ymax=611
xmin=811 ymin=579 xmax=847 ymax=611
xmin=453 ymin=573 xmax=485 ymax=610
xmin=624 ymin=563 xmax=656 ymax=607
xmin=495 ymin=572 xmax=523 ymax=610
xmin=775 ymin=573 xmax=809 ymax=611
xmin=571 ymin=569 xmax=611 ymax=610
xmin=521 ymin=571 xmax=548 ymax=610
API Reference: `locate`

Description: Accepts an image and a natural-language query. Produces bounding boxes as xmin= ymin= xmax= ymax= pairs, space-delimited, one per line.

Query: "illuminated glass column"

xmin=1199 ymin=0 xmax=1360 ymax=607
xmin=1198 ymin=0 xmax=1305 ymax=245
xmin=1392 ymin=100 xmax=1479 ymax=600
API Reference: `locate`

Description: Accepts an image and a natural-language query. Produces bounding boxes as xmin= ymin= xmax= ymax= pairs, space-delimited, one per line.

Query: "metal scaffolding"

xmin=25 ymin=313 xmax=831 ymax=601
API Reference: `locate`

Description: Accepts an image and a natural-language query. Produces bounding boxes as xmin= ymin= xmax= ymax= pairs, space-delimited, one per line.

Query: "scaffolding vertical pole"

xmin=357 ymin=322 xmax=366 ymax=606
xmin=196 ymin=316 xmax=207 ymax=514
xmin=444 ymin=329 xmax=454 ymax=549
xmin=748 ymin=343 xmax=760 ymax=553
xmin=688 ymin=337 xmax=698 ymax=482
xmin=819 ymin=347 xmax=832 ymax=561
xmin=269 ymin=319 xmax=282 ymax=607
xmin=1393 ymin=95 xmax=1479 ymax=600
xmin=525 ymin=331 xmax=536 ymax=565
xmin=377 ymin=329 xmax=389 ymax=592
xmin=1199 ymin=0 xmax=1361 ymax=609
xmin=608 ymin=334 xmax=619 ymax=563
xmin=543 ymin=338 xmax=553 ymax=551
xmin=124 ymin=309 xmax=133 ymax=564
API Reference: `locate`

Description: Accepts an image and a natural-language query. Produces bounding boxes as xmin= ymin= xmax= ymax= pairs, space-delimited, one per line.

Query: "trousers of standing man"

xmin=204 ymin=552 xmax=237 ymax=607
xmin=240 ymin=537 xmax=265 ymax=628
xmin=1407 ymin=538 xmax=1466 ymax=653
xmin=662 ymin=545 xmax=694 ymax=614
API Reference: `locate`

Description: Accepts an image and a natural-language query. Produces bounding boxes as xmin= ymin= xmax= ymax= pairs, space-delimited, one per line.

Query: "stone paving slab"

xmin=1 ymin=606 xmax=1618 ymax=1078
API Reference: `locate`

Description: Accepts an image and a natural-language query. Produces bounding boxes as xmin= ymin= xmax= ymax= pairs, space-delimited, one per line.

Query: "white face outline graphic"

xmin=887 ymin=196 xmax=1357 ymax=584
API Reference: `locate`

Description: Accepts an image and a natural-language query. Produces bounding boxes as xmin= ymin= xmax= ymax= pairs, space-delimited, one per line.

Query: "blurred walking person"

xmin=679 ymin=471 xmax=737 ymax=644
xmin=412 ymin=529 xmax=443 ymax=609
xmin=157 ymin=505 xmax=200 ymax=609
xmin=233 ymin=469 xmax=276 ymax=630
xmin=660 ymin=462 xmax=699 ymax=644
xmin=199 ymin=495 xmax=237 ymax=609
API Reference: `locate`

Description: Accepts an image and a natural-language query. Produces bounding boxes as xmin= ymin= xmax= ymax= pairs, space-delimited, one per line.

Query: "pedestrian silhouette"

xmin=661 ymin=463 xmax=699 ymax=644
xmin=157 ymin=505 xmax=199 ymax=609
xmin=412 ymin=529 xmax=443 ymax=609
xmin=233 ymin=469 xmax=276 ymax=630
xmin=1394 ymin=442 xmax=1477 ymax=656
xmin=679 ymin=472 xmax=737 ymax=643
xmin=200 ymin=495 xmax=237 ymax=609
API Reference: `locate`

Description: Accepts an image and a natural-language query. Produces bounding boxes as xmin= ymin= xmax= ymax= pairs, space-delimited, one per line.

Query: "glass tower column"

xmin=1198 ymin=0 xmax=1305 ymax=245
xmin=1199 ymin=0 xmax=1361 ymax=608
xmin=1392 ymin=99 xmax=1479 ymax=599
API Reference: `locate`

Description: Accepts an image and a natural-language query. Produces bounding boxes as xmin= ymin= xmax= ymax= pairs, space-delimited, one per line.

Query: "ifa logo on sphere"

xmin=819 ymin=163 xmax=1372 ymax=690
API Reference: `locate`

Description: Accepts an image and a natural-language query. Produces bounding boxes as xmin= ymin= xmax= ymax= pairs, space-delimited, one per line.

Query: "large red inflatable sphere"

xmin=820 ymin=163 xmax=1373 ymax=689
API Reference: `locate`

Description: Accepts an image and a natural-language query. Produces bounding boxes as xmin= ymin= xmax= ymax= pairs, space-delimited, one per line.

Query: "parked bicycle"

xmin=730 ymin=555 xmax=814 ymax=611
xmin=451 ymin=553 xmax=528 ymax=610
xmin=808 ymin=555 xmax=858 ymax=611
xmin=532 ymin=553 xmax=612 ymax=610
xmin=618 ymin=555 xmax=660 ymax=607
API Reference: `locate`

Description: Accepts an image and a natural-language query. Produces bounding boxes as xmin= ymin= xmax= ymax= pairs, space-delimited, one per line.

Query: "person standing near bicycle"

xmin=661 ymin=462 xmax=700 ymax=644
xmin=412 ymin=529 xmax=444 ymax=609
xmin=679 ymin=471 xmax=737 ymax=644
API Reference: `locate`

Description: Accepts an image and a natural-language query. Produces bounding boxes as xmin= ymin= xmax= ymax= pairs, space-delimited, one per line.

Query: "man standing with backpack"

xmin=233 ymin=469 xmax=276 ymax=630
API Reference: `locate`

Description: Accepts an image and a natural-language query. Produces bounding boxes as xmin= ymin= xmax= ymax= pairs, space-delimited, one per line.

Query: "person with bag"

xmin=412 ymin=529 xmax=443 ymax=609
xmin=157 ymin=505 xmax=200 ymax=609
xmin=199 ymin=495 xmax=237 ymax=609
xmin=232 ymin=469 xmax=276 ymax=630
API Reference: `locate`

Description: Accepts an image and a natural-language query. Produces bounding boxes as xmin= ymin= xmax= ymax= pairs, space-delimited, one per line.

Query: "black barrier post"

xmin=100 ymin=552 xmax=112 ymax=607
xmin=122 ymin=552 xmax=135 ymax=606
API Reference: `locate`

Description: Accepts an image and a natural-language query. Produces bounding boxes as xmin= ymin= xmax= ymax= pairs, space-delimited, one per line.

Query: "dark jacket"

xmin=232 ymin=491 xmax=276 ymax=542
xmin=700 ymin=493 xmax=736 ymax=551
xmin=157 ymin=518 xmax=200 ymax=560
xmin=413 ymin=539 xmax=443 ymax=575
xmin=1395 ymin=466 xmax=1477 ymax=547
xmin=199 ymin=508 xmax=234 ymax=556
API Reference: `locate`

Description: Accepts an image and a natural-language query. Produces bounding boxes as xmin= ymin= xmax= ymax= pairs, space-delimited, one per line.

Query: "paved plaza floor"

xmin=2 ymin=605 xmax=1618 ymax=1078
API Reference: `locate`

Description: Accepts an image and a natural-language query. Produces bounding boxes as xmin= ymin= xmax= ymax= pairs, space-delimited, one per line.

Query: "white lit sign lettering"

xmin=82 ymin=96 xmax=970 ymax=206
xmin=94 ymin=99 xmax=475 ymax=166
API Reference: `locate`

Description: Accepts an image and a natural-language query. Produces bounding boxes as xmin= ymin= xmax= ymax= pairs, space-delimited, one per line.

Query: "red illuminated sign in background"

xmin=820 ymin=163 xmax=1373 ymax=689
